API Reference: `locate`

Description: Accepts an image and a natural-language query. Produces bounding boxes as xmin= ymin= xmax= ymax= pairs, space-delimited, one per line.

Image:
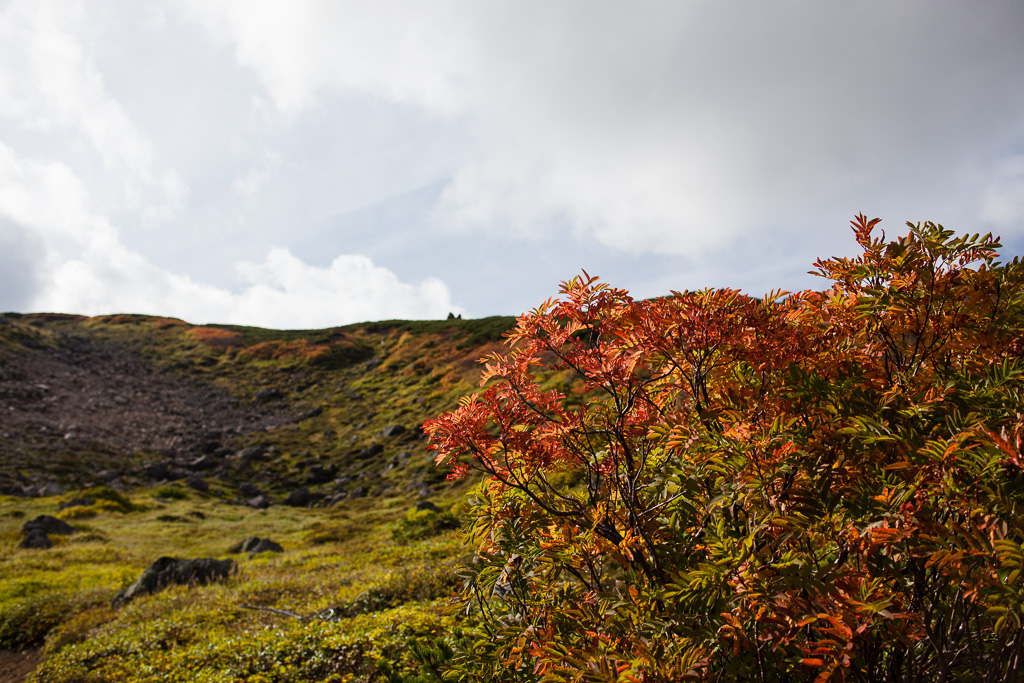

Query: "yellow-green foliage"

xmin=150 ymin=485 xmax=188 ymax=500
xmin=56 ymin=505 xmax=98 ymax=520
xmin=391 ymin=508 xmax=459 ymax=545
xmin=1 ymin=490 xmax=465 ymax=681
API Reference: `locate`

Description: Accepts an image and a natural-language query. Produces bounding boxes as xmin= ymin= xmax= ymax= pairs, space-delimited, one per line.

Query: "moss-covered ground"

xmin=1 ymin=486 xmax=472 ymax=681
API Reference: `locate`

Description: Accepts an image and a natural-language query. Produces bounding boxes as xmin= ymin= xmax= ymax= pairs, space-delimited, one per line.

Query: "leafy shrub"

xmin=426 ymin=217 xmax=1024 ymax=681
xmin=0 ymin=589 xmax=113 ymax=649
xmin=391 ymin=508 xmax=459 ymax=545
xmin=150 ymin=485 xmax=188 ymax=500
xmin=44 ymin=605 xmax=117 ymax=656
xmin=87 ymin=487 xmax=136 ymax=513
xmin=57 ymin=505 xmax=98 ymax=520
xmin=186 ymin=326 xmax=242 ymax=348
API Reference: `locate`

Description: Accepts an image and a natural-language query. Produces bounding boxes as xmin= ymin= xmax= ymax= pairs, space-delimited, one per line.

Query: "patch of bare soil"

xmin=0 ymin=649 xmax=40 ymax=683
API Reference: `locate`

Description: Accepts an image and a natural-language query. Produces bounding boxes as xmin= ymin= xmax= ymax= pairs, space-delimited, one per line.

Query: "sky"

xmin=1 ymin=1 xmax=1023 ymax=328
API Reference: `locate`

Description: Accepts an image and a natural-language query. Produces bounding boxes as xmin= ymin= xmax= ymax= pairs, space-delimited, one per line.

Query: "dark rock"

xmin=95 ymin=470 xmax=119 ymax=484
xmin=188 ymin=455 xmax=217 ymax=471
xmin=18 ymin=530 xmax=52 ymax=549
xmin=238 ymin=482 xmax=260 ymax=497
xmin=187 ymin=511 xmax=205 ymax=519
xmin=284 ymin=487 xmax=319 ymax=507
xmin=246 ymin=495 xmax=270 ymax=509
xmin=0 ymin=485 xmax=32 ymax=497
xmin=57 ymin=497 xmax=94 ymax=511
xmin=299 ymin=406 xmax=323 ymax=421
xmin=156 ymin=514 xmax=191 ymax=523
xmin=236 ymin=445 xmax=266 ymax=462
xmin=416 ymin=501 xmax=439 ymax=512
xmin=347 ymin=486 xmax=367 ymax=500
xmin=39 ymin=482 xmax=64 ymax=497
xmin=23 ymin=515 xmax=76 ymax=535
xmin=306 ymin=463 xmax=338 ymax=485
xmin=185 ymin=474 xmax=209 ymax=492
xmin=228 ymin=536 xmax=283 ymax=558
xmin=112 ymin=557 xmax=236 ymax=606
xmin=142 ymin=461 xmax=171 ymax=481
xmin=358 ymin=444 xmax=384 ymax=459
xmin=254 ymin=388 xmax=284 ymax=403
xmin=381 ymin=424 xmax=406 ymax=439
xmin=324 ymin=492 xmax=348 ymax=507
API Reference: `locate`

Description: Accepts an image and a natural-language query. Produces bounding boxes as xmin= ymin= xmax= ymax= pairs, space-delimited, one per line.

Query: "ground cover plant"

xmin=0 ymin=488 xmax=467 ymax=682
xmin=426 ymin=217 xmax=1024 ymax=681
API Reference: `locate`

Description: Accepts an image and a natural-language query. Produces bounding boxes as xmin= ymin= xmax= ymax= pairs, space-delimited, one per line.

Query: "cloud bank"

xmin=1 ymin=1 xmax=1022 ymax=325
xmin=183 ymin=0 xmax=1024 ymax=255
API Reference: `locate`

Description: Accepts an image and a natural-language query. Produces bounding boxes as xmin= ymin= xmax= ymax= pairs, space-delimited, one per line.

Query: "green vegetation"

xmin=0 ymin=491 xmax=467 ymax=682
xmin=5 ymin=218 xmax=1023 ymax=681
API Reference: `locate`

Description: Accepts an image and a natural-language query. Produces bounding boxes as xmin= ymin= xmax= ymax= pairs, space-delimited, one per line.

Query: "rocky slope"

xmin=0 ymin=312 xmax=513 ymax=504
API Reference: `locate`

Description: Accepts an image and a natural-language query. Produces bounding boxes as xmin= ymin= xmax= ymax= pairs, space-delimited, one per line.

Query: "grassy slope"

xmin=0 ymin=313 xmax=515 ymax=682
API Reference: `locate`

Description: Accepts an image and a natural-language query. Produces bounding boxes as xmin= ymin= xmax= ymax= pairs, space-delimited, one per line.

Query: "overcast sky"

xmin=1 ymin=1 xmax=1022 ymax=328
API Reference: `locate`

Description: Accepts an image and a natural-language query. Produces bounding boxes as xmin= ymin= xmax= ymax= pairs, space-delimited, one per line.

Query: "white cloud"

xmin=981 ymin=155 xmax=1024 ymax=230
xmin=178 ymin=0 xmax=1024 ymax=255
xmin=0 ymin=139 xmax=459 ymax=327
xmin=0 ymin=0 xmax=183 ymax=220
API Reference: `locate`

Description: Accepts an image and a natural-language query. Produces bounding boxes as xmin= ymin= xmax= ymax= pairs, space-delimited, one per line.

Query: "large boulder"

xmin=113 ymin=557 xmax=236 ymax=606
xmin=23 ymin=515 xmax=76 ymax=535
xmin=18 ymin=530 xmax=53 ymax=549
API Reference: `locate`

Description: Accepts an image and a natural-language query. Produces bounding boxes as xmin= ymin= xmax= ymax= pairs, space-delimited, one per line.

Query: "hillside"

xmin=0 ymin=311 xmax=516 ymax=682
xmin=0 ymin=312 xmax=514 ymax=503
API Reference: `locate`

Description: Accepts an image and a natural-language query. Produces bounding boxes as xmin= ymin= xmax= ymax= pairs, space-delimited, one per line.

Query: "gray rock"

xmin=95 ymin=470 xmax=119 ymax=483
xmin=254 ymin=388 xmax=284 ymax=403
xmin=228 ymin=536 xmax=284 ymax=558
xmin=236 ymin=445 xmax=266 ymax=462
xmin=39 ymin=482 xmax=64 ymax=497
xmin=347 ymin=486 xmax=367 ymax=500
xmin=416 ymin=501 xmax=439 ymax=512
xmin=112 ymin=557 xmax=236 ymax=606
xmin=246 ymin=495 xmax=270 ymax=509
xmin=324 ymin=492 xmax=348 ymax=507
xmin=381 ymin=424 xmax=406 ymax=439
xmin=23 ymin=515 xmax=76 ymax=535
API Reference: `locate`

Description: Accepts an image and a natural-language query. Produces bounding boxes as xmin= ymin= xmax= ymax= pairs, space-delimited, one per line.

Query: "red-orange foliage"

xmin=425 ymin=216 xmax=1024 ymax=682
xmin=186 ymin=326 xmax=242 ymax=348
xmin=238 ymin=339 xmax=330 ymax=362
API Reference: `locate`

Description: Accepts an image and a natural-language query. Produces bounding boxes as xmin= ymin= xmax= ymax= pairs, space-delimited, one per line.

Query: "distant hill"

xmin=0 ymin=312 xmax=515 ymax=505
